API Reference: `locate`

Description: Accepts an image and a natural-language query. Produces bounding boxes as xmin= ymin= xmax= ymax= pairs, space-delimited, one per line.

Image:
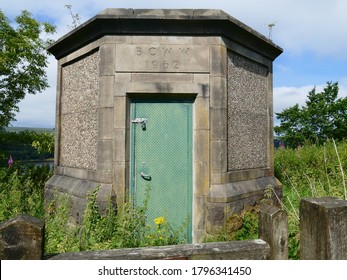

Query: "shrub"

xmin=45 ymin=186 xmax=188 ymax=254
xmin=0 ymin=164 xmax=53 ymax=222
xmin=274 ymin=139 xmax=347 ymax=259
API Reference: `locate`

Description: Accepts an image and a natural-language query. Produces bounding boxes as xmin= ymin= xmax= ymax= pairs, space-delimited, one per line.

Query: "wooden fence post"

xmin=300 ymin=197 xmax=347 ymax=260
xmin=258 ymin=205 xmax=288 ymax=259
xmin=0 ymin=214 xmax=44 ymax=260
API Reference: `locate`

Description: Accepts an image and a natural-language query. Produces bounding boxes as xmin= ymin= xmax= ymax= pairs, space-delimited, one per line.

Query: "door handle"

xmin=140 ymin=172 xmax=152 ymax=181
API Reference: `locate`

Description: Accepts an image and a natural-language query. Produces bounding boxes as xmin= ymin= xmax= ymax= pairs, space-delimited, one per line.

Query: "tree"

xmin=0 ymin=10 xmax=55 ymax=129
xmin=275 ymin=82 xmax=347 ymax=148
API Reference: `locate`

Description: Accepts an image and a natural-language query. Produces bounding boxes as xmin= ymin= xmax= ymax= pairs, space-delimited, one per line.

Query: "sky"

xmin=1 ymin=0 xmax=347 ymax=128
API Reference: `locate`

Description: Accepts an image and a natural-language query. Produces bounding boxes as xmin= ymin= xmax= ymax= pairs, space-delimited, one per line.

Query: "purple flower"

xmin=8 ymin=155 xmax=13 ymax=168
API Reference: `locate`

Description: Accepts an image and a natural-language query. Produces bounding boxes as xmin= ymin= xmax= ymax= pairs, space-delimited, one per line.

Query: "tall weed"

xmin=45 ymin=186 xmax=188 ymax=254
xmin=0 ymin=164 xmax=53 ymax=222
xmin=274 ymin=139 xmax=347 ymax=259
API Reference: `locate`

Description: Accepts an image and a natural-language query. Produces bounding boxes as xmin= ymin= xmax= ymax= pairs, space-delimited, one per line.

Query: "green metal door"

xmin=130 ymin=100 xmax=193 ymax=243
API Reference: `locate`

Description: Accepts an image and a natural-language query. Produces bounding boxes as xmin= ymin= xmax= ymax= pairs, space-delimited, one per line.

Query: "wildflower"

xmin=8 ymin=155 xmax=13 ymax=168
xmin=154 ymin=216 xmax=165 ymax=225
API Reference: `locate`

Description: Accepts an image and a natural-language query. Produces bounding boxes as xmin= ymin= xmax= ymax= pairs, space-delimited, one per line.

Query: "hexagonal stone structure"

xmin=47 ymin=9 xmax=282 ymax=242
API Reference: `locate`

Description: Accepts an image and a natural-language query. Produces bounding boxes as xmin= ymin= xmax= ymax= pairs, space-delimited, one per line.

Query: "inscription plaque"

xmin=116 ymin=44 xmax=209 ymax=72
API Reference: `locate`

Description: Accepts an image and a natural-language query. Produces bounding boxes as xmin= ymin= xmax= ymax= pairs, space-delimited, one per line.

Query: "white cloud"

xmin=3 ymin=0 xmax=347 ymax=59
xmin=4 ymin=0 xmax=347 ymax=127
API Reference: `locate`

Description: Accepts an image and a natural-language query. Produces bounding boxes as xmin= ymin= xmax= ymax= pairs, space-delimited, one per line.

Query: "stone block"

xmin=210 ymin=108 xmax=227 ymax=140
xmin=194 ymin=130 xmax=210 ymax=196
xmin=193 ymin=36 xmax=222 ymax=45
xmin=0 ymin=214 xmax=44 ymax=260
xmin=210 ymin=140 xmax=227 ymax=173
xmin=131 ymin=73 xmax=193 ymax=83
xmin=113 ymin=128 xmax=127 ymax=162
xmin=205 ymin=202 xmax=226 ymax=234
xmin=193 ymin=195 xmax=207 ymax=229
xmin=61 ymin=166 xmax=89 ymax=180
xmin=45 ymin=175 xmax=115 ymax=225
xmin=114 ymin=96 xmax=126 ymax=129
xmin=113 ymin=161 xmax=128 ymax=195
xmin=300 ymin=197 xmax=347 ymax=260
xmin=193 ymin=73 xmax=210 ymax=87
xmin=98 ymin=107 xmax=114 ymax=140
xmin=99 ymin=75 xmax=115 ymax=108
xmin=210 ymin=45 xmax=227 ymax=77
xmin=194 ymin=97 xmax=209 ymax=130
xmin=114 ymin=73 xmax=131 ymax=96
xmin=97 ymin=139 xmax=113 ymax=171
xmin=210 ymin=76 xmax=227 ymax=109
xmin=131 ymin=35 xmax=194 ymax=45
xmin=88 ymin=170 xmax=113 ymax=184
xmin=99 ymin=44 xmax=116 ymax=75
xmin=116 ymin=44 xmax=209 ymax=73
xmin=208 ymin=176 xmax=281 ymax=204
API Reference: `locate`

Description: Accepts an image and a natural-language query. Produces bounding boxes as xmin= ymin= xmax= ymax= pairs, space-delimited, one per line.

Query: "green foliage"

xmin=274 ymin=140 xmax=347 ymax=259
xmin=275 ymin=82 xmax=347 ymax=148
xmin=45 ymin=186 xmax=188 ymax=254
xmin=203 ymin=206 xmax=259 ymax=243
xmin=0 ymin=10 xmax=56 ymax=128
xmin=0 ymin=129 xmax=54 ymax=165
xmin=0 ymin=164 xmax=53 ymax=222
xmin=31 ymin=132 xmax=55 ymax=154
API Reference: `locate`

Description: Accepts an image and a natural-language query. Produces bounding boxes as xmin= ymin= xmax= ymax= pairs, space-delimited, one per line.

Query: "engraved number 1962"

xmin=146 ymin=60 xmax=179 ymax=70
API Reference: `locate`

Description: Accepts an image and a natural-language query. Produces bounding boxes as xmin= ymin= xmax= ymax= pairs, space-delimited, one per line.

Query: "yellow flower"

xmin=154 ymin=216 xmax=165 ymax=225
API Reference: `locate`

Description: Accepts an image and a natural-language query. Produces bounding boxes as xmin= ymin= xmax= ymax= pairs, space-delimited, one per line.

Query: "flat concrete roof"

xmin=48 ymin=9 xmax=282 ymax=60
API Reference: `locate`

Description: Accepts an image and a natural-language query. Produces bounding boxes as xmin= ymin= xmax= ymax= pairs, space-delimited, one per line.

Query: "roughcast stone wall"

xmin=227 ymin=52 xmax=269 ymax=171
xmin=60 ymin=51 xmax=99 ymax=170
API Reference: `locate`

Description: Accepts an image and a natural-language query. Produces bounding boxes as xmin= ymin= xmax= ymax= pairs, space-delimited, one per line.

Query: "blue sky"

xmin=2 ymin=0 xmax=347 ymax=128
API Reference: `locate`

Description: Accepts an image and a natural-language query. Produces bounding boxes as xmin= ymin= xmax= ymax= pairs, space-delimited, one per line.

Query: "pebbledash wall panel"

xmin=46 ymin=9 xmax=283 ymax=241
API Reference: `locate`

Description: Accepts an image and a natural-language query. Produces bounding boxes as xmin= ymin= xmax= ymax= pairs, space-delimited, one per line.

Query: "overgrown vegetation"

xmin=45 ymin=186 xmax=188 ymax=254
xmin=274 ymin=139 xmax=347 ymax=259
xmin=203 ymin=206 xmax=260 ymax=243
xmin=204 ymin=139 xmax=347 ymax=259
xmin=0 ymin=164 xmax=53 ymax=222
xmin=1 ymin=139 xmax=346 ymax=258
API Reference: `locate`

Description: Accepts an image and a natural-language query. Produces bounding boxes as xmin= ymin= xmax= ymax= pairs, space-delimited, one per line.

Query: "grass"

xmin=45 ymin=186 xmax=188 ymax=254
xmin=203 ymin=139 xmax=347 ymax=259
xmin=0 ymin=164 xmax=187 ymax=255
xmin=1 ymin=139 xmax=346 ymax=258
xmin=274 ymin=139 xmax=347 ymax=259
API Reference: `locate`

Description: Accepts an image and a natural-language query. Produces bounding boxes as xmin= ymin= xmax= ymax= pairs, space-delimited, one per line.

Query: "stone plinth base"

xmin=206 ymin=176 xmax=282 ymax=234
xmin=45 ymin=175 xmax=116 ymax=225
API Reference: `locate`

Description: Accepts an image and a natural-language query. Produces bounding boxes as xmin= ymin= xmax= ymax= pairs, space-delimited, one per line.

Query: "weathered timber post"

xmin=0 ymin=214 xmax=44 ymax=260
xmin=258 ymin=205 xmax=288 ymax=259
xmin=300 ymin=197 xmax=347 ymax=260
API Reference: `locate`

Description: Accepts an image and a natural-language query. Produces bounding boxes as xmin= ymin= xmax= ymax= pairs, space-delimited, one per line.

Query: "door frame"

xmin=116 ymin=82 xmax=209 ymax=243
